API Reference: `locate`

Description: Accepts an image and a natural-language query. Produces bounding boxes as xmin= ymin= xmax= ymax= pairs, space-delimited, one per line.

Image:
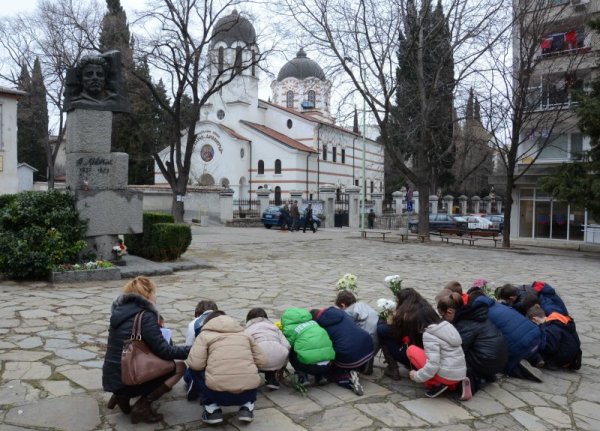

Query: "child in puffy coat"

xmin=403 ymin=299 xmax=468 ymax=399
xmin=245 ymin=308 xmax=291 ymax=390
xmin=281 ymin=307 xmax=335 ymax=387
xmin=527 ymin=304 xmax=582 ymax=370
xmin=313 ymin=306 xmax=374 ymax=395
xmin=469 ymin=288 xmax=543 ymax=382
xmin=186 ymin=311 xmax=267 ymax=426
xmin=335 ymin=291 xmax=379 ymax=374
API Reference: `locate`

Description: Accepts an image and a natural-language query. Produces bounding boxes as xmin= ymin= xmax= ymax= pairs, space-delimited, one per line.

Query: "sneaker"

xmin=518 ymin=359 xmax=543 ymax=383
xmin=265 ymin=373 xmax=281 ymax=390
xmin=425 ymin=384 xmax=448 ymax=398
xmin=459 ymin=377 xmax=472 ymax=401
xmin=296 ymin=372 xmax=310 ymax=387
xmin=348 ymin=370 xmax=364 ymax=396
xmin=315 ymin=375 xmax=329 ymax=386
xmin=186 ymin=379 xmax=199 ymax=401
xmin=238 ymin=406 xmax=254 ymax=423
xmin=201 ymin=408 xmax=223 ymax=425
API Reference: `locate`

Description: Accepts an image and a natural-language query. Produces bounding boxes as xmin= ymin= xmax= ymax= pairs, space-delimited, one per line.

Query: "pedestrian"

xmin=368 ymin=209 xmax=375 ymax=229
xmin=290 ymin=200 xmax=300 ymax=231
xmin=302 ymin=203 xmax=316 ymax=233
xmin=280 ymin=203 xmax=290 ymax=230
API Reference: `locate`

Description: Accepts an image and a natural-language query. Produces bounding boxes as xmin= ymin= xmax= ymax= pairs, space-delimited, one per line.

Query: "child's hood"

xmin=316 ymin=306 xmax=345 ymax=327
xmin=245 ymin=316 xmax=273 ymax=329
xmin=202 ymin=315 xmax=244 ymax=333
xmin=346 ymin=302 xmax=373 ymax=323
xmin=426 ymin=321 xmax=462 ymax=347
xmin=282 ymin=308 xmax=311 ymax=326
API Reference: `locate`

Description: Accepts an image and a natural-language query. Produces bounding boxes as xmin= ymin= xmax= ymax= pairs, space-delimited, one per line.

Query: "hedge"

xmin=125 ymin=212 xmax=190 ymax=261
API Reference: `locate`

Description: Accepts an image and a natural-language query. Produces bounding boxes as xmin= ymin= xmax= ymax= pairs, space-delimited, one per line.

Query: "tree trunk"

xmin=417 ymin=182 xmax=430 ymax=237
xmin=502 ymin=175 xmax=514 ymax=248
xmin=171 ymin=193 xmax=185 ymax=223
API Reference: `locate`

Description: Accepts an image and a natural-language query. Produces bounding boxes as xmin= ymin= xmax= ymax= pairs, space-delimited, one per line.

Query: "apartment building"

xmin=510 ymin=0 xmax=598 ymax=242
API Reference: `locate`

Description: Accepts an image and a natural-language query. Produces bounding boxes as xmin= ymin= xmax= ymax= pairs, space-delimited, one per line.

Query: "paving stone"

xmin=510 ymin=409 xmax=549 ymax=431
xmin=481 ymin=384 xmax=527 ymax=409
xmin=308 ymin=406 xmax=372 ymax=431
xmin=18 ymin=309 xmax=57 ymax=319
xmin=16 ymin=337 xmax=42 ymax=349
xmin=231 ymin=407 xmax=306 ymax=431
xmin=356 ymin=402 xmax=427 ymax=427
xmin=572 ymin=400 xmax=600 ymax=431
xmin=45 ymin=338 xmax=78 ymax=349
xmin=401 ymin=398 xmax=473 ymax=425
xmin=59 ymin=368 xmax=103 ymax=391
xmin=263 ymin=387 xmax=323 ymax=415
xmin=39 ymin=380 xmax=79 ymax=397
xmin=0 ymin=381 xmax=40 ymax=405
xmin=2 ymin=362 xmax=51 ymax=380
xmin=0 ymin=351 xmax=51 ymax=362
xmin=533 ymin=406 xmax=572 ymax=428
xmin=161 ymin=399 xmax=205 ymax=425
xmin=307 ymin=387 xmax=345 ymax=408
xmin=54 ymin=348 xmax=97 ymax=361
xmin=459 ymin=389 xmax=506 ymax=417
xmin=37 ymin=330 xmax=72 ymax=339
xmin=0 ymin=320 xmax=24 ymax=328
xmin=4 ymin=395 xmax=100 ymax=431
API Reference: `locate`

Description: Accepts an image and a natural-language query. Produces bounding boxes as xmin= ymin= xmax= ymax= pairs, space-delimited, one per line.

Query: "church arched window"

xmin=218 ymin=47 xmax=224 ymax=73
xmin=286 ymin=91 xmax=294 ymax=108
xmin=235 ymin=47 xmax=243 ymax=74
xmin=258 ymin=160 xmax=264 ymax=175
xmin=307 ymin=90 xmax=316 ymax=107
xmin=275 ymin=159 xmax=282 ymax=174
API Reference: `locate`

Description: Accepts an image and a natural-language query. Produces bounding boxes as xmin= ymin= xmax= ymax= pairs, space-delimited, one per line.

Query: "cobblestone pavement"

xmin=1 ymin=226 xmax=599 ymax=431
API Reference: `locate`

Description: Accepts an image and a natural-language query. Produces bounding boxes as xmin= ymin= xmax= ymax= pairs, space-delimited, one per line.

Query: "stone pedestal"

xmin=444 ymin=195 xmax=454 ymax=214
xmin=66 ymin=109 xmax=143 ymax=260
xmin=392 ymin=191 xmax=404 ymax=215
xmin=371 ymin=192 xmax=383 ymax=217
xmin=484 ymin=195 xmax=492 ymax=214
xmin=413 ymin=191 xmax=420 ymax=213
xmin=472 ymin=196 xmax=481 ymax=214
xmin=319 ymin=185 xmax=336 ymax=229
xmin=430 ymin=195 xmax=439 ymax=214
xmin=496 ymin=198 xmax=502 ymax=214
xmin=346 ymin=186 xmax=361 ymax=229
xmin=459 ymin=195 xmax=468 ymax=215
xmin=256 ymin=189 xmax=271 ymax=213
xmin=219 ymin=189 xmax=234 ymax=222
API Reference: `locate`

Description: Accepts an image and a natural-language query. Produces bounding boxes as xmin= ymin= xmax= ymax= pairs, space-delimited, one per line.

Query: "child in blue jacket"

xmin=312 ymin=306 xmax=374 ymax=395
xmin=527 ymin=305 xmax=582 ymax=370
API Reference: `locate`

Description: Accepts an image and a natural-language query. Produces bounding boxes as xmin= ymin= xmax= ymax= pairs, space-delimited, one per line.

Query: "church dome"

xmin=277 ymin=49 xmax=326 ymax=81
xmin=211 ymin=10 xmax=256 ymax=48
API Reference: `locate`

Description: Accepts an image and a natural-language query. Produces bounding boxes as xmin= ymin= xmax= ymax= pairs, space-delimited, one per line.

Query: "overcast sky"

xmin=2 ymin=0 xmax=146 ymax=17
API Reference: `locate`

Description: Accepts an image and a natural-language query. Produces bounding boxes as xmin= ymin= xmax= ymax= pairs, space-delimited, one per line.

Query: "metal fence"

xmin=233 ymin=199 xmax=260 ymax=218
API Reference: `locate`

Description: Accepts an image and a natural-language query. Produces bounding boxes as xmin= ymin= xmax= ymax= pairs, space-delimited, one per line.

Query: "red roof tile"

xmin=218 ymin=124 xmax=250 ymax=142
xmin=240 ymin=120 xmax=318 ymax=153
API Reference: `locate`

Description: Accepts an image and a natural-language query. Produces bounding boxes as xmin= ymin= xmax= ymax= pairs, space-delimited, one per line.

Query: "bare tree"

xmin=132 ymin=0 xmax=276 ymax=222
xmin=478 ymin=1 xmax=590 ymax=247
xmin=0 ymin=0 xmax=102 ymax=188
xmin=279 ymin=0 xmax=509 ymax=236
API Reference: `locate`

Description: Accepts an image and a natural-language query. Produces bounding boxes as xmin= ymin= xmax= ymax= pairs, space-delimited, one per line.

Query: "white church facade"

xmin=155 ymin=10 xmax=384 ymax=204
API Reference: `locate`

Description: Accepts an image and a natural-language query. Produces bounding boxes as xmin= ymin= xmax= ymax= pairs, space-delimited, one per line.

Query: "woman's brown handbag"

xmin=121 ymin=311 xmax=175 ymax=386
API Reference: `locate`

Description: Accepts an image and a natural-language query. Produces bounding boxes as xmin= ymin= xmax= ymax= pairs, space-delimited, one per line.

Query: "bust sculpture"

xmin=64 ymin=50 xmax=130 ymax=113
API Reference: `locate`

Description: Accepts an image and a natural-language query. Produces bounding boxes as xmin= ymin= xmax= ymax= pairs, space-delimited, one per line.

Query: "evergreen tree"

xmin=392 ymin=0 xmax=455 ymax=195
xmin=99 ymin=0 xmax=157 ymax=184
xmin=17 ymin=59 xmax=48 ymax=180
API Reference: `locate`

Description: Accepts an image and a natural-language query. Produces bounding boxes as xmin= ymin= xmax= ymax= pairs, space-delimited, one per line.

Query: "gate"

xmin=335 ymin=192 xmax=349 ymax=227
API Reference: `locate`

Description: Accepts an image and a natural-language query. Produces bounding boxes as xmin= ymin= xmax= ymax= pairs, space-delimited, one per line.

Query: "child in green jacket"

xmin=281 ymin=307 xmax=335 ymax=386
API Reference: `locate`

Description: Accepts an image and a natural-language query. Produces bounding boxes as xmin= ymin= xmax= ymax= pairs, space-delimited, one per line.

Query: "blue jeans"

xmin=189 ymin=370 xmax=256 ymax=407
xmin=288 ymin=350 xmax=329 ymax=378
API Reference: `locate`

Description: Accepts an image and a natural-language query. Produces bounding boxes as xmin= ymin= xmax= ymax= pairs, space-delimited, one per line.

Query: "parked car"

xmin=261 ymin=205 xmax=321 ymax=230
xmin=408 ymin=213 xmax=463 ymax=233
xmin=460 ymin=215 xmax=500 ymax=232
xmin=483 ymin=214 xmax=504 ymax=233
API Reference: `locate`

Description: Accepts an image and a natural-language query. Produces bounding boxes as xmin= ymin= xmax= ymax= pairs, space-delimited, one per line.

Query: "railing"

xmin=233 ymin=199 xmax=260 ymax=218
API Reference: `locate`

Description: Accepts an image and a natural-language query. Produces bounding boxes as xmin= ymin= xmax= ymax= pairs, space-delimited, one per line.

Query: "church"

xmin=154 ymin=10 xmax=384 ymax=204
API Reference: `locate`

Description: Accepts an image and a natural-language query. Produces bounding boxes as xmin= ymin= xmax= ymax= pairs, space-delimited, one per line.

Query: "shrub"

xmin=0 ymin=191 xmax=87 ymax=280
xmin=151 ymin=223 xmax=192 ymax=261
xmin=126 ymin=212 xmax=174 ymax=256
xmin=125 ymin=212 xmax=189 ymax=261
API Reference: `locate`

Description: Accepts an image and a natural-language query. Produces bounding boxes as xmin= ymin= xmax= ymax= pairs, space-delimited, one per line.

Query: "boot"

xmin=146 ymin=383 xmax=171 ymax=402
xmin=107 ymin=394 xmax=131 ymax=414
xmin=130 ymin=396 xmax=163 ymax=424
xmin=381 ymin=345 xmax=401 ymax=380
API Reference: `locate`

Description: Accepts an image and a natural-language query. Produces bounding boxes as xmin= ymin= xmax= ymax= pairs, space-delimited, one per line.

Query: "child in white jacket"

xmin=245 ymin=308 xmax=291 ymax=389
xmin=406 ymin=300 xmax=469 ymax=400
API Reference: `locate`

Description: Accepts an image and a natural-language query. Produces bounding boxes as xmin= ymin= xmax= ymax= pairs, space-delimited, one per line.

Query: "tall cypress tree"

xmin=17 ymin=59 xmax=48 ymax=180
xmin=392 ymin=0 xmax=455 ymax=194
xmin=99 ymin=0 xmax=157 ymax=184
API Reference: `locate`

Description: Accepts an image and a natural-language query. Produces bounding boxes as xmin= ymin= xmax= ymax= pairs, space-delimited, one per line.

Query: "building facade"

xmin=0 ymin=86 xmax=26 ymax=196
xmin=155 ymin=11 xmax=384 ymax=204
xmin=509 ymin=0 xmax=598 ymax=242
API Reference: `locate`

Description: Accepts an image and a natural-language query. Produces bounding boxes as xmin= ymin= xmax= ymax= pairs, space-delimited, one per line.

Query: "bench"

xmin=438 ymin=228 xmax=465 ymax=243
xmin=360 ymin=229 xmax=392 ymax=241
xmin=398 ymin=233 xmax=428 ymax=243
xmin=466 ymin=230 xmax=502 ymax=247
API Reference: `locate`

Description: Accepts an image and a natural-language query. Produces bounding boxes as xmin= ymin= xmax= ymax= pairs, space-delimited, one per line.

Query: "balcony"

xmin=526 ymin=73 xmax=590 ymax=111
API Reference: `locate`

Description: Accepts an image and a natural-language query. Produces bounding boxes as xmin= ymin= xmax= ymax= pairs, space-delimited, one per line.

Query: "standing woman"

xmin=102 ymin=276 xmax=189 ymax=424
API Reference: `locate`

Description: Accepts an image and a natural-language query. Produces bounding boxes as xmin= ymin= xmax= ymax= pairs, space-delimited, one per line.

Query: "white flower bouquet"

xmin=384 ymin=275 xmax=402 ymax=296
xmin=377 ymin=298 xmax=397 ymax=321
xmin=336 ymin=273 xmax=358 ymax=294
